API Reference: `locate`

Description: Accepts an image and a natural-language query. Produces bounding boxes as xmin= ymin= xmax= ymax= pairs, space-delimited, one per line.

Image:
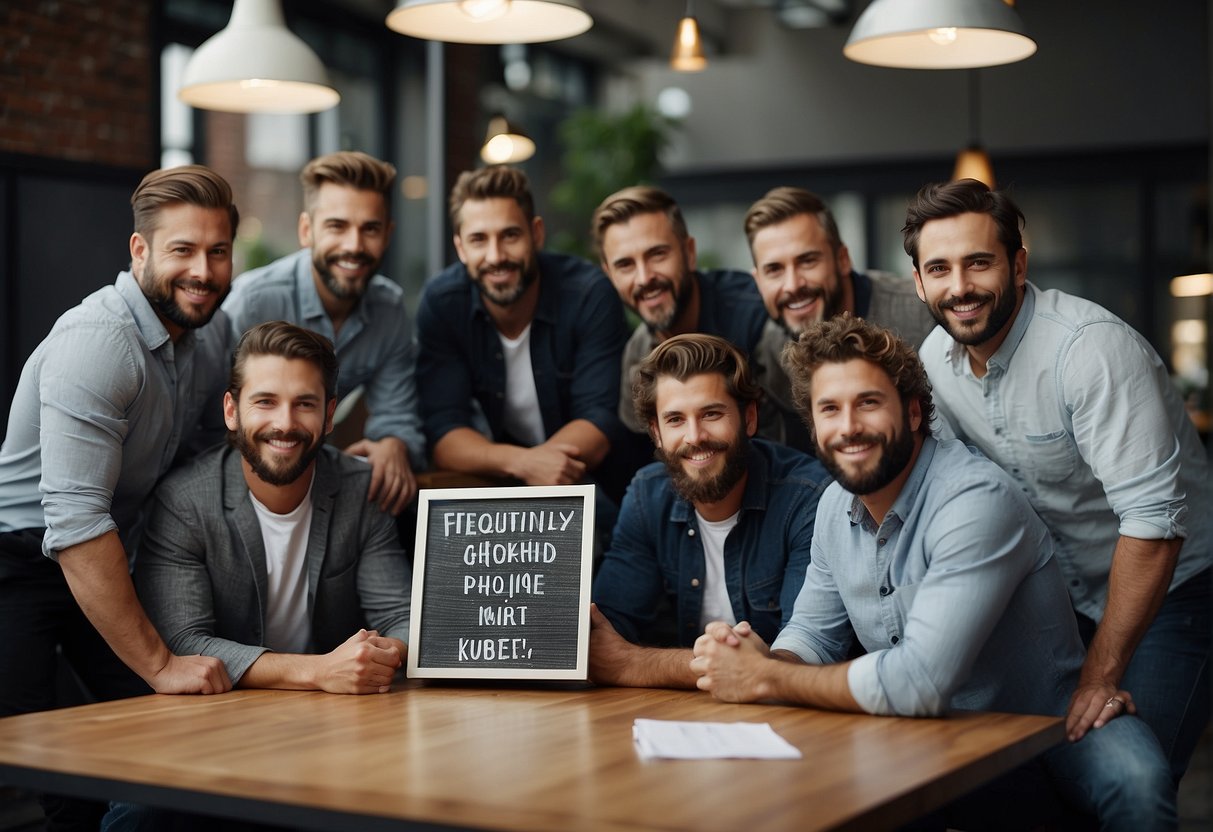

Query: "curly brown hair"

xmin=632 ymin=333 xmax=762 ymax=430
xmin=782 ymin=314 xmax=934 ymax=439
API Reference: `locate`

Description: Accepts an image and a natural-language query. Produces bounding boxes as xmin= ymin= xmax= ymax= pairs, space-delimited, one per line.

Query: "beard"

xmin=776 ymin=275 xmax=844 ymax=337
xmin=817 ymin=410 xmax=915 ymax=496
xmin=657 ymin=432 xmax=750 ymax=506
xmin=231 ymin=421 xmax=324 ymax=487
xmin=928 ymin=285 xmax=1017 ymax=347
xmin=473 ymin=257 xmax=540 ymax=307
xmin=313 ymin=250 xmax=377 ymax=301
xmin=635 ymin=271 xmax=694 ymax=334
xmin=141 ymin=258 xmax=226 ymax=331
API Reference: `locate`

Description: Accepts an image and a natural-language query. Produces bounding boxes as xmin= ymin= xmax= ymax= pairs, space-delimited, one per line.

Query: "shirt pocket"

xmin=1023 ymin=429 xmax=1079 ymax=483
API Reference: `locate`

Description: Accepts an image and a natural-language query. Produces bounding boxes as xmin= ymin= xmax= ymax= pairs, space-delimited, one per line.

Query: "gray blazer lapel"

xmin=305 ymin=449 xmax=339 ymax=621
xmin=222 ymin=448 xmax=270 ymax=634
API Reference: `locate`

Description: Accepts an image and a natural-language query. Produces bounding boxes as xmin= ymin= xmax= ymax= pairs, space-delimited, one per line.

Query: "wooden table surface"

xmin=0 ymin=682 xmax=1062 ymax=832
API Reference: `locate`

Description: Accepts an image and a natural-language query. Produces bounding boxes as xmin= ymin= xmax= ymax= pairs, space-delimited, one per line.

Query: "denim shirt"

xmin=416 ymin=251 xmax=629 ymax=451
xmin=921 ymin=283 xmax=1212 ymax=621
xmin=223 ymin=249 xmax=426 ymax=468
xmin=618 ymin=269 xmax=769 ymax=433
xmin=593 ymin=438 xmax=831 ymax=647
xmin=773 ymin=437 xmax=1086 ymax=717
xmin=0 ymin=271 xmax=232 ymax=559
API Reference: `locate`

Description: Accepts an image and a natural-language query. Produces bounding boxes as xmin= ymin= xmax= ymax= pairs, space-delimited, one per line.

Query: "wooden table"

xmin=0 ymin=682 xmax=1062 ymax=832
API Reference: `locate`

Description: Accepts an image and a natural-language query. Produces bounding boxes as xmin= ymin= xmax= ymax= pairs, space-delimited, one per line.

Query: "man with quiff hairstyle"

xmin=743 ymin=186 xmax=934 ymax=453
xmin=225 ymin=150 xmax=425 ymax=517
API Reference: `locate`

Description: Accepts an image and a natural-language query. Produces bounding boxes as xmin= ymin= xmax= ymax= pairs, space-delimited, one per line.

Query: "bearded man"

xmin=223 ymin=151 xmax=424 ymax=516
xmin=589 ymin=334 xmax=829 ymax=689
xmin=136 ymin=321 xmax=412 ymax=693
xmin=416 ymin=166 xmax=630 ymax=496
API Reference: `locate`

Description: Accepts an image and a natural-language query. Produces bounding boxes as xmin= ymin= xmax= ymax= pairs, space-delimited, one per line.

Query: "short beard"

xmin=231 ymin=425 xmax=324 ymax=487
xmin=817 ymin=411 xmax=914 ymax=496
xmin=657 ymin=432 xmax=750 ymax=505
xmin=141 ymin=258 xmax=225 ymax=331
xmin=314 ymin=251 xmax=375 ymax=301
xmin=929 ymin=285 xmax=1017 ymax=347
xmin=638 ymin=272 xmax=694 ymax=334
xmin=777 ymin=273 xmax=844 ymax=337
xmin=475 ymin=258 xmax=539 ymax=307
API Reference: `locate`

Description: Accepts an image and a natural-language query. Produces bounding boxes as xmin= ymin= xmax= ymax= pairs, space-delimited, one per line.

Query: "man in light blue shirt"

xmin=691 ymin=316 xmax=1174 ymax=830
xmin=224 ymin=151 xmax=424 ymax=516
xmin=0 ymin=166 xmax=235 ymax=829
xmin=905 ymin=179 xmax=1210 ymax=783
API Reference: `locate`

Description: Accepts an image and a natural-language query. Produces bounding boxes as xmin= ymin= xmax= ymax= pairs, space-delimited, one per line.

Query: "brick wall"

xmin=0 ymin=0 xmax=154 ymax=169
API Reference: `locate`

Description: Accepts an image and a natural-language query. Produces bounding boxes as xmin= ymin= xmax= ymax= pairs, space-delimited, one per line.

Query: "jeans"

xmin=1075 ymin=567 xmax=1211 ymax=783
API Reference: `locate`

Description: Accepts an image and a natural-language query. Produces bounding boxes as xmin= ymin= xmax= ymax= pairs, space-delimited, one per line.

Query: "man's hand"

xmin=509 ymin=441 xmax=586 ymax=486
xmin=1066 ymin=681 xmax=1137 ymax=741
xmin=147 ymin=653 xmax=232 ymax=695
xmin=345 ymin=436 xmax=416 ymax=515
xmin=690 ymin=621 xmax=772 ymax=702
xmin=588 ymin=603 xmax=640 ymax=686
xmin=313 ymin=629 xmax=402 ymax=694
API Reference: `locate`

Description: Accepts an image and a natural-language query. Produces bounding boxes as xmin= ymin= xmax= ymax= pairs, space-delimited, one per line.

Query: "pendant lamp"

xmin=844 ymin=0 xmax=1036 ymax=70
xmin=386 ymin=0 xmax=592 ymax=44
xmin=952 ymin=70 xmax=995 ymax=187
xmin=480 ymin=115 xmax=536 ymax=164
xmin=670 ymin=1 xmax=707 ymax=72
xmin=178 ymin=0 xmax=340 ymax=114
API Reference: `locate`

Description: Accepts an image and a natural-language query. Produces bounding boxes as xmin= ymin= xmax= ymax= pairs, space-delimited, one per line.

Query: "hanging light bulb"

xmin=952 ymin=69 xmax=995 ymax=188
xmin=480 ymin=115 xmax=536 ymax=164
xmin=178 ymin=0 xmax=339 ymax=114
xmin=386 ymin=0 xmax=591 ymax=44
xmin=670 ymin=1 xmax=707 ymax=72
xmin=844 ymin=0 xmax=1036 ymax=70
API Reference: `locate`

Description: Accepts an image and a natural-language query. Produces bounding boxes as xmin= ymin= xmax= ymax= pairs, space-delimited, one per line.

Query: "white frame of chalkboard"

xmin=406 ymin=483 xmax=595 ymax=679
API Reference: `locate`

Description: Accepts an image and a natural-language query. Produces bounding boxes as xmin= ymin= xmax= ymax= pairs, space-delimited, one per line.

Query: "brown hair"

xmin=902 ymin=179 xmax=1025 ymax=269
xmin=300 ymin=151 xmax=397 ymax=215
xmin=633 ymin=333 xmax=762 ymax=428
xmin=744 ymin=186 xmax=841 ymax=252
xmin=448 ymin=165 xmax=535 ymax=231
xmin=230 ymin=321 xmax=339 ymax=403
xmin=782 ymin=314 xmax=934 ymax=439
xmin=131 ymin=164 xmax=239 ymax=243
xmin=591 ymin=185 xmax=688 ymax=258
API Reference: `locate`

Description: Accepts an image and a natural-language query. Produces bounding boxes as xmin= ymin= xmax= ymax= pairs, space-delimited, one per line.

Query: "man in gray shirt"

xmin=743 ymin=187 xmax=935 ymax=452
xmin=224 ymin=151 xmax=424 ymax=516
xmin=0 ymin=166 xmax=234 ymax=829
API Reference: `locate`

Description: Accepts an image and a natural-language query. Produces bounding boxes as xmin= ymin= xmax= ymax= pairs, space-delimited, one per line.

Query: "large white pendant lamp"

xmin=386 ymin=0 xmax=592 ymax=44
xmin=844 ymin=0 xmax=1036 ymax=70
xmin=179 ymin=0 xmax=340 ymax=114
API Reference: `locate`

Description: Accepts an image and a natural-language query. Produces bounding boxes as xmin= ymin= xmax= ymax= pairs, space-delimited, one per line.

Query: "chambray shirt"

xmin=223 ymin=249 xmax=426 ymax=469
xmin=920 ymin=283 xmax=1212 ymax=622
xmin=594 ymin=438 xmax=831 ymax=647
xmin=617 ymin=269 xmax=768 ymax=433
xmin=416 ymin=251 xmax=629 ymax=450
xmin=0 ymin=271 xmax=231 ymax=559
xmin=774 ymin=438 xmax=1086 ymax=717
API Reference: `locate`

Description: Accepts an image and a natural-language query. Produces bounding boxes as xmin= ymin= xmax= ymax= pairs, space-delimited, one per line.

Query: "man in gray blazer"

xmin=136 ymin=321 xmax=411 ymax=693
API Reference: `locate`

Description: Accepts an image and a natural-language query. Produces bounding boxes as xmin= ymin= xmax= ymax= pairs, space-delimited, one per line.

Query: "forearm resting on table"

xmin=240 ymin=631 xmax=406 ymax=694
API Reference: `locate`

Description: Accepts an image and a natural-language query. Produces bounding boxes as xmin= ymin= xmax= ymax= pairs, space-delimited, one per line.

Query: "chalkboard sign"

xmin=407 ymin=484 xmax=595 ymax=680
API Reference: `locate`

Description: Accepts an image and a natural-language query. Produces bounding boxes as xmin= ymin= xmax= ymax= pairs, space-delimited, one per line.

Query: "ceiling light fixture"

xmin=952 ymin=70 xmax=995 ymax=187
xmin=178 ymin=0 xmax=340 ymax=114
xmin=386 ymin=0 xmax=592 ymax=44
xmin=671 ymin=1 xmax=707 ymax=72
xmin=480 ymin=115 xmax=536 ymax=164
xmin=844 ymin=0 xmax=1037 ymax=70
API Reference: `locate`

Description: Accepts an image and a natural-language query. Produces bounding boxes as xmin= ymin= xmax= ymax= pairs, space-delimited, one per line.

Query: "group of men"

xmin=0 ymin=150 xmax=1207 ymax=831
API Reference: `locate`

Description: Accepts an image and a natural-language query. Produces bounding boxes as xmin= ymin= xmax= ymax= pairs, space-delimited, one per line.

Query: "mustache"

xmin=477 ymin=261 xmax=524 ymax=279
xmin=939 ymin=291 xmax=993 ymax=310
xmin=632 ymin=278 xmax=675 ymax=303
xmin=777 ymin=286 xmax=825 ymax=310
xmin=827 ymin=432 xmax=886 ymax=452
xmin=173 ymin=278 xmax=220 ymax=293
xmin=256 ymin=429 xmax=312 ymax=444
xmin=675 ymin=439 xmax=730 ymax=459
xmin=325 ymin=252 xmax=373 ymax=266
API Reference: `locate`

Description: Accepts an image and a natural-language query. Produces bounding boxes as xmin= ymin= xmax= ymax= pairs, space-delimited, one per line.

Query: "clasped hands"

xmin=689 ymin=620 xmax=771 ymax=703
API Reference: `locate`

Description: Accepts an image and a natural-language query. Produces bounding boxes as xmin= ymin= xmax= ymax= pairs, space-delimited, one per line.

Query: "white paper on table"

xmin=632 ymin=718 xmax=802 ymax=761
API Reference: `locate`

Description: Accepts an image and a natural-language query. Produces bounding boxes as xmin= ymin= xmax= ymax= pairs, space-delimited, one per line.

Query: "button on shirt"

xmin=593 ymin=438 xmax=831 ymax=647
xmin=223 ymin=249 xmax=426 ymax=468
xmin=920 ymin=283 xmax=1212 ymax=621
xmin=773 ymin=437 xmax=1086 ymax=717
xmin=416 ymin=251 xmax=629 ymax=450
xmin=0 ymin=271 xmax=232 ymax=559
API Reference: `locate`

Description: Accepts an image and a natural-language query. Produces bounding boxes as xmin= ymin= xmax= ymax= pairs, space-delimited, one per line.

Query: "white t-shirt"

xmin=249 ymin=475 xmax=315 ymax=655
xmin=498 ymin=324 xmax=546 ymax=447
xmin=696 ymin=510 xmax=740 ymax=631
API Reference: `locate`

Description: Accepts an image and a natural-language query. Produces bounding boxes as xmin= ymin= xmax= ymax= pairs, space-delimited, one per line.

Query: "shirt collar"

xmin=943 ymin=282 xmax=1037 ymax=376
xmin=294 ymin=250 xmax=329 ymax=323
xmin=669 ymin=441 xmax=770 ymax=523
xmin=846 ymin=435 xmax=939 ymax=527
xmin=116 ymin=270 xmax=172 ymax=351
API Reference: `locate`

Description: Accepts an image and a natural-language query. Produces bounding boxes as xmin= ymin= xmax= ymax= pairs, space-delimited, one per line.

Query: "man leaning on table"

xmin=590 ymin=333 xmax=830 ymax=689
xmin=136 ymin=321 xmax=411 ymax=692
xmin=905 ymin=178 xmax=1211 ymax=784
xmin=691 ymin=316 xmax=1174 ymax=830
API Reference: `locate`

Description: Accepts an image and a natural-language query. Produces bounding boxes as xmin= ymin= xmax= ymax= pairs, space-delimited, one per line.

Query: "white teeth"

xmin=641 ymin=288 xmax=665 ymax=300
xmin=787 ymin=298 xmax=812 ymax=310
xmin=952 ymin=302 xmax=982 ymax=312
xmin=838 ymin=443 xmax=874 ymax=454
xmin=267 ymin=439 xmax=299 ymax=449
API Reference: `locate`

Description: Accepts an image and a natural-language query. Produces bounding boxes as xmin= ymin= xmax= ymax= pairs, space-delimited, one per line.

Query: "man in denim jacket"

xmin=590 ymin=334 xmax=829 ymax=688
